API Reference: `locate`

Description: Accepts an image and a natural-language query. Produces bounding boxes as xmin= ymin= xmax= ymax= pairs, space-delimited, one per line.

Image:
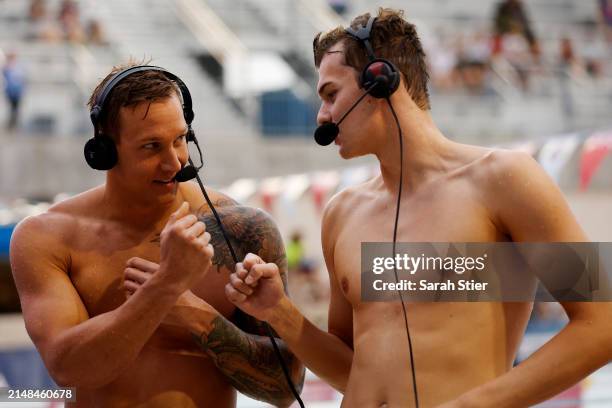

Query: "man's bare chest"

xmin=68 ymin=229 xmax=233 ymax=318
xmin=333 ymin=193 xmax=502 ymax=304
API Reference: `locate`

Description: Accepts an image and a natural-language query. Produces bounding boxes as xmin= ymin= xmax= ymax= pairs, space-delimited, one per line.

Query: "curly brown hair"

xmin=313 ymin=8 xmax=430 ymax=110
xmin=87 ymin=60 xmax=182 ymax=141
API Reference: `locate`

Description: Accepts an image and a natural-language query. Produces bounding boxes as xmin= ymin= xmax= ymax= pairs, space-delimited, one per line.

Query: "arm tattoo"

xmin=193 ymin=199 xmax=304 ymax=404
xmin=194 ymin=316 xmax=304 ymax=405
xmin=196 ymin=199 xmax=287 ymax=279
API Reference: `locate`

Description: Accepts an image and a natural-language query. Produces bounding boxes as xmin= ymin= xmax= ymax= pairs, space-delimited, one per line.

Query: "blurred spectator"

xmin=26 ymin=0 xmax=105 ymax=44
xmin=463 ymin=31 xmax=492 ymax=66
xmin=581 ymin=28 xmax=607 ymax=78
xmin=58 ymin=0 xmax=85 ymax=43
xmin=557 ymin=37 xmax=579 ymax=119
xmin=328 ymin=0 xmax=349 ymax=17
xmin=493 ymin=0 xmax=540 ymax=58
xmin=599 ymin=0 xmax=612 ymax=43
xmin=456 ymin=31 xmax=494 ymax=94
xmin=28 ymin=0 xmax=47 ymax=22
xmin=58 ymin=0 xmax=79 ymax=24
xmin=26 ymin=0 xmax=61 ymax=42
xmin=559 ymin=37 xmax=582 ymax=77
xmin=286 ymin=231 xmax=327 ymax=327
xmin=286 ymin=231 xmax=324 ymax=300
xmin=287 ymin=231 xmax=306 ymax=273
xmin=2 ymin=52 xmax=26 ymax=131
xmin=86 ymin=19 xmax=108 ymax=46
xmin=497 ymin=32 xmax=534 ymax=91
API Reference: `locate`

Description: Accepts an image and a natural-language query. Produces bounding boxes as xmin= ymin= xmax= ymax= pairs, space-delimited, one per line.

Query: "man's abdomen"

xmin=344 ymin=302 xmax=517 ymax=407
xmin=68 ymin=342 xmax=236 ymax=407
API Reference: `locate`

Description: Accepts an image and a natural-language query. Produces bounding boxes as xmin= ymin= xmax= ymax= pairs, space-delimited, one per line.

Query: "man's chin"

xmin=339 ymin=146 xmax=364 ymax=160
xmin=151 ymin=183 xmax=179 ymax=201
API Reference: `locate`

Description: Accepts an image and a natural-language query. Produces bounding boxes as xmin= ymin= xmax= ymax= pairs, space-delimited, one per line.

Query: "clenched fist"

xmin=225 ymin=253 xmax=286 ymax=322
xmin=158 ymin=202 xmax=214 ymax=293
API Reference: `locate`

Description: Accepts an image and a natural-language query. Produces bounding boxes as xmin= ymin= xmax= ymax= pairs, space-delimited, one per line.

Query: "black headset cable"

xmin=189 ymin=157 xmax=305 ymax=408
xmin=386 ymin=98 xmax=419 ymax=408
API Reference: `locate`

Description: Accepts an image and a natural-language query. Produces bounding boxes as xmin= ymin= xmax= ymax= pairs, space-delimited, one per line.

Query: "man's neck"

xmin=375 ymin=101 xmax=455 ymax=195
xmin=101 ymin=179 xmax=182 ymax=231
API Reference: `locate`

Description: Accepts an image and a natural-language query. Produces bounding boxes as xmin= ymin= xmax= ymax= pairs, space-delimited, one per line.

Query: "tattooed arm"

xmin=192 ymin=202 xmax=305 ymax=407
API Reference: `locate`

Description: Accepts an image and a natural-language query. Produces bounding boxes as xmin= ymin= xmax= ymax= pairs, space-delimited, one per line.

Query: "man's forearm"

xmin=269 ymin=297 xmax=353 ymax=393
xmin=45 ymin=278 xmax=180 ymax=388
xmin=457 ymin=317 xmax=612 ymax=408
xmin=189 ymin=310 xmax=304 ymax=407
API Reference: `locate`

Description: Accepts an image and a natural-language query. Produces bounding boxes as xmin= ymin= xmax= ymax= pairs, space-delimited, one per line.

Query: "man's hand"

xmin=225 ymin=253 xmax=286 ymax=322
xmin=124 ymin=257 xmax=208 ymax=328
xmin=158 ymin=202 xmax=214 ymax=293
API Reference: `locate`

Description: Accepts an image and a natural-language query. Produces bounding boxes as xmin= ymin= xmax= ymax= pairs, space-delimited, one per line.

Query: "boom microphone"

xmin=174 ymin=165 xmax=199 ymax=182
xmin=314 ymin=122 xmax=339 ymax=146
xmin=174 ymin=132 xmax=204 ymax=182
xmin=313 ymin=81 xmax=378 ymax=146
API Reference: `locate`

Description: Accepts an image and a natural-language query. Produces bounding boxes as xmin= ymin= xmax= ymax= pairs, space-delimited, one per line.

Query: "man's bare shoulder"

xmin=464 ymin=147 xmax=544 ymax=195
xmin=47 ymin=185 xmax=106 ymax=219
xmin=179 ymin=181 xmax=238 ymax=211
xmin=10 ymin=213 xmax=72 ymax=275
xmin=470 ymin=147 xmax=582 ymax=241
xmin=320 ymin=177 xmax=380 ymax=255
xmin=323 ymin=177 xmax=380 ymax=225
xmin=11 ymin=187 xmax=105 ymax=260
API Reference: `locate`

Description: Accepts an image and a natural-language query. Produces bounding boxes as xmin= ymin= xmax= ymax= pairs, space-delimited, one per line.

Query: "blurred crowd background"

xmin=0 ymin=0 xmax=611 ymax=406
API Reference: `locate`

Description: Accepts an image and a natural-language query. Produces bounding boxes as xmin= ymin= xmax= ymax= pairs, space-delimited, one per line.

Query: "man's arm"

xmin=224 ymin=194 xmax=354 ymax=393
xmin=191 ymin=204 xmax=305 ymax=407
xmin=9 ymin=208 xmax=202 ymax=388
xmin=453 ymin=151 xmax=612 ymax=408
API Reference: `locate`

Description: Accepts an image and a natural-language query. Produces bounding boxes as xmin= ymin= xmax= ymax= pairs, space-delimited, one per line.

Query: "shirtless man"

xmin=225 ymin=9 xmax=612 ymax=407
xmin=9 ymin=64 xmax=303 ymax=407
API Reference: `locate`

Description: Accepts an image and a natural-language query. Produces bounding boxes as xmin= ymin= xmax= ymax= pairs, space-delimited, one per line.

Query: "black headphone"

xmin=345 ymin=16 xmax=400 ymax=99
xmin=85 ymin=65 xmax=196 ymax=170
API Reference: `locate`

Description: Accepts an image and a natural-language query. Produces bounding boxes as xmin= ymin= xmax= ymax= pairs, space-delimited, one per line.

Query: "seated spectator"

xmin=58 ymin=0 xmax=84 ymax=43
xmin=493 ymin=0 xmax=540 ymax=58
xmin=456 ymin=31 xmax=494 ymax=94
xmin=86 ymin=19 xmax=108 ymax=46
xmin=58 ymin=0 xmax=79 ymax=25
xmin=581 ymin=28 xmax=607 ymax=78
xmin=28 ymin=0 xmax=47 ymax=22
xmin=599 ymin=0 xmax=612 ymax=43
xmin=558 ymin=37 xmax=583 ymax=77
xmin=496 ymin=31 xmax=534 ymax=91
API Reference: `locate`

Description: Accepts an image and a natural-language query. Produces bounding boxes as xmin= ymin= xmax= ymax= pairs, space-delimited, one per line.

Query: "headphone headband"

xmin=345 ymin=16 xmax=377 ymax=61
xmin=344 ymin=15 xmax=400 ymax=99
xmin=90 ymin=65 xmax=194 ymax=133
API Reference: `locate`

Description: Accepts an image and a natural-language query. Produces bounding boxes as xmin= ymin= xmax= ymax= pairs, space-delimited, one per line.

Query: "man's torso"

xmin=331 ymin=148 xmax=533 ymax=407
xmin=48 ymin=184 xmax=238 ymax=407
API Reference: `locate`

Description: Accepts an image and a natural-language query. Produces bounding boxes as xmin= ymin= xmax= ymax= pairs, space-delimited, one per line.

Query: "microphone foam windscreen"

xmin=174 ymin=166 xmax=198 ymax=182
xmin=314 ymin=122 xmax=339 ymax=146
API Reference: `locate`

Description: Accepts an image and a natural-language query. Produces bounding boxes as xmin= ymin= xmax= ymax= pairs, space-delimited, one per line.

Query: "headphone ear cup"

xmin=84 ymin=134 xmax=118 ymax=170
xmin=361 ymin=59 xmax=401 ymax=98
